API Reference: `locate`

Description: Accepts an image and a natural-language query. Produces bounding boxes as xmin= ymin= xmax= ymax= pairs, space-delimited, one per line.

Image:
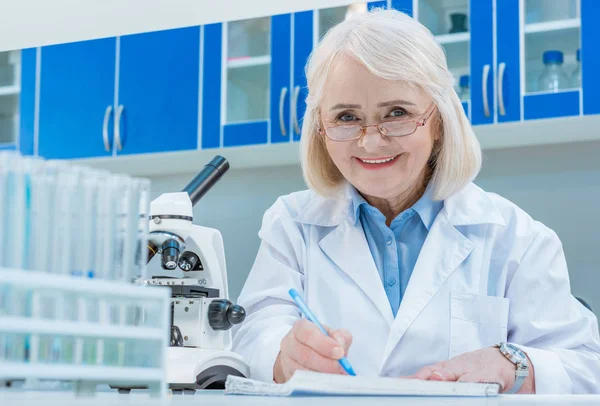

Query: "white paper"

xmin=225 ymin=370 xmax=501 ymax=397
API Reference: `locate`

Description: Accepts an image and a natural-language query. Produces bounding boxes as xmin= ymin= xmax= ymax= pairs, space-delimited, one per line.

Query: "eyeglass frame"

xmin=317 ymin=103 xmax=437 ymax=142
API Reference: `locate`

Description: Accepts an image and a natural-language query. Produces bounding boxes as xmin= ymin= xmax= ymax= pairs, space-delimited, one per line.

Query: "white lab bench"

xmin=2 ymin=391 xmax=600 ymax=405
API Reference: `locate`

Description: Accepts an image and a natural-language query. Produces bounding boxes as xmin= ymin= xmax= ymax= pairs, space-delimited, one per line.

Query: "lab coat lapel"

xmin=318 ymin=219 xmax=395 ymax=327
xmin=380 ymin=211 xmax=474 ymax=364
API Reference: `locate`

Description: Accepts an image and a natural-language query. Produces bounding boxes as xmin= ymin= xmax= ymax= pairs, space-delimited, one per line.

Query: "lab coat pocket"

xmin=449 ymin=292 xmax=510 ymax=359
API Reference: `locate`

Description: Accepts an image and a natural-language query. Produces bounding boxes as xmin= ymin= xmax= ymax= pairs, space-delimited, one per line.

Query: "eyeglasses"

xmin=318 ymin=103 xmax=436 ymax=142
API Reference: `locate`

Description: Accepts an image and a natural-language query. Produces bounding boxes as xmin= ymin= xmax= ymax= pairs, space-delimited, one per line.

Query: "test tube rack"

xmin=0 ymin=267 xmax=170 ymax=397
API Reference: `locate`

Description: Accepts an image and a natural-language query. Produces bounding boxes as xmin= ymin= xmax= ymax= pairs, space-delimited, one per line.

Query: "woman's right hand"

xmin=273 ymin=319 xmax=353 ymax=383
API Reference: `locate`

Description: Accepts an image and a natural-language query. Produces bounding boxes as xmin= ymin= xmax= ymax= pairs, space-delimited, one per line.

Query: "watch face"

xmin=504 ymin=343 xmax=527 ymax=362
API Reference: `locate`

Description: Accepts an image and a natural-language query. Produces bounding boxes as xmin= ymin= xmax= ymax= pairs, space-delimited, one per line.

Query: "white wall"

xmin=147 ymin=140 xmax=600 ymax=318
xmin=0 ymin=0 xmax=358 ymax=52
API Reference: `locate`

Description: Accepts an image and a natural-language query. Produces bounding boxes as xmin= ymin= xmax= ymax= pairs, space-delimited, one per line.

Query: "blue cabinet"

xmin=32 ymin=27 xmax=200 ymax=160
xmin=38 ymin=38 xmax=116 ymax=159
xmin=18 ymin=0 xmax=600 ymax=162
xmin=202 ymin=1 xmax=405 ymax=149
xmin=414 ymin=0 xmax=598 ymax=125
xmin=117 ymin=27 xmax=200 ymax=155
xmin=202 ymin=14 xmax=297 ymax=149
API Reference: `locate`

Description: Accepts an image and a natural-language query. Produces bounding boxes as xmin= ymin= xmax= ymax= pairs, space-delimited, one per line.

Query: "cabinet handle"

xmin=279 ymin=87 xmax=288 ymax=136
xmin=482 ymin=64 xmax=491 ymax=118
xmin=292 ymin=86 xmax=301 ymax=135
xmin=102 ymin=105 xmax=113 ymax=152
xmin=498 ymin=62 xmax=507 ymax=117
xmin=114 ymin=105 xmax=124 ymax=151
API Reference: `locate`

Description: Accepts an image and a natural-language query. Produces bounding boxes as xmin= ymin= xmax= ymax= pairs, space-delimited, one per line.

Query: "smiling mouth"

xmin=357 ymin=155 xmax=400 ymax=164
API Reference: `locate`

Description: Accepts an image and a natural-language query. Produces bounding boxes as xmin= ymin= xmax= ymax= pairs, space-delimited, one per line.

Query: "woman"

xmin=232 ymin=9 xmax=600 ymax=394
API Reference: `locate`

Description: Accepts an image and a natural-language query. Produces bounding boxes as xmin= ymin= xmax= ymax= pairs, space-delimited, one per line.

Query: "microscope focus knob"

xmin=208 ymin=299 xmax=246 ymax=331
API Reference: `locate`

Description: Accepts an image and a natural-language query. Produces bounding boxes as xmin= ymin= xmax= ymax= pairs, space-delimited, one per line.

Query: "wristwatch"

xmin=495 ymin=342 xmax=529 ymax=394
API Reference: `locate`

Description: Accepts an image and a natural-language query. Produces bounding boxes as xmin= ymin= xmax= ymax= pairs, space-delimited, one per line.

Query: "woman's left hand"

xmin=409 ymin=347 xmax=535 ymax=394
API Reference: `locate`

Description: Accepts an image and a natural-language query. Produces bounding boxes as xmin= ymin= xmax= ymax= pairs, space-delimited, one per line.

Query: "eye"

xmin=336 ymin=112 xmax=358 ymax=123
xmin=387 ymin=108 xmax=407 ymax=118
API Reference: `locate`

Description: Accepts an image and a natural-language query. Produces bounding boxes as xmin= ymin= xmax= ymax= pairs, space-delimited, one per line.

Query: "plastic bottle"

xmin=571 ymin=48 xmax=581 ymax=88
xmin=458 ymin=75 xmax=470 ymax=101
xmin=538 ymin=50 xmax=569 ymax=92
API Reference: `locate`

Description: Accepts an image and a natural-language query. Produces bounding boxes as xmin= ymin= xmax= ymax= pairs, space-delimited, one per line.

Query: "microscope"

xmin=142 ymin=155 xmax=249 ymax=393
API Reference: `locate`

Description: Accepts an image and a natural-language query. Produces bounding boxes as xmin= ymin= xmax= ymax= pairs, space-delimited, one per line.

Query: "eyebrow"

xmin=377 ymin=99 xmax=416 ymax=107
xmin=329 ymin=99 xmax=416 ymax=111
xmin=329 ymin=103 xmax=362 ymax=111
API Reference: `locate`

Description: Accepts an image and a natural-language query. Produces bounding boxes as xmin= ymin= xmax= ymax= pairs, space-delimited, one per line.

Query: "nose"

xmin=356 ymin=125 xmax=390 ymax=152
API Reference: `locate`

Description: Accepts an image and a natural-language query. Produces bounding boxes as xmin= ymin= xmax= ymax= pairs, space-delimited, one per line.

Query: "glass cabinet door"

xmin=225 ymin=17 xmax=271 ymax=124
xmin=220 ymin=15 xmax=291 ymax=147
xmin=416 ymin=0 xmax=471 ymax=119
xmin=316 ymin=2 xmax=389 ymax=41
xmin=522 ymin=0 xmax=581 ymax=120
xmin=0 ymin=51 xmax=21 ymax=147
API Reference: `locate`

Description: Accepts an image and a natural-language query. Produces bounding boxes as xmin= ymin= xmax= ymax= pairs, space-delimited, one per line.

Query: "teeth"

xmin=360 ymin=156 xmax=397 ymax=164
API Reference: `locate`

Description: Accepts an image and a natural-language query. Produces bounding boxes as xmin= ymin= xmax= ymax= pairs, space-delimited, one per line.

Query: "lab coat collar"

xmin=293 ymin=181 xmax=506 ymax=228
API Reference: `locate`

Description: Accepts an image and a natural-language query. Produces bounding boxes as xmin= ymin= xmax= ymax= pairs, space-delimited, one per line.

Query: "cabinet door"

xmin=19 ymin=48 xmax=36 ymax=156
xmin=581 ymin=0 xmax=600 ymax=115
xmin=201 ymin=23 xmax=222 ymax=149
xmin=470 ymin=0 xmax=494 ymax=125
xmin=219 ymin=15 xmax=291 ymax=148
xmin=522 ymin=0 xmax=581 ymax=120
xmin=270 ymin=14 xmax=292 ymax=145
xmin=291 ymin=10 xmax=313 ymax=142
xmin=496 ymin=0 xmax=521 ymax=122
xmin=38 ymin=38 xmax=115 ymax=159
xmin=117 ymin=27 xmax=200 ymax=155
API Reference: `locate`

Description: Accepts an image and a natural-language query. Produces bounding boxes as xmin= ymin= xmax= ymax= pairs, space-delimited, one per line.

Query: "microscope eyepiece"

xmin=182 ymin=156 xmax=230 ymax=207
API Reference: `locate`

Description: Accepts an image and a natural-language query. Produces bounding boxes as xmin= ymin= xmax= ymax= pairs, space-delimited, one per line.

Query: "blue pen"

xmin=288 ymin=288 xmax=356 ymax=376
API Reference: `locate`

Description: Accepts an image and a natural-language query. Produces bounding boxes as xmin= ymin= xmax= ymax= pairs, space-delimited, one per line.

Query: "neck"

xmin=362 ymin=172 xmax=429 ymax=226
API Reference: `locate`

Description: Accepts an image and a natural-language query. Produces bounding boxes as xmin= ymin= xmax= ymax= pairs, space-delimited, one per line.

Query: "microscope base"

xmin=167 ymin=347 xmax=250 ymax=391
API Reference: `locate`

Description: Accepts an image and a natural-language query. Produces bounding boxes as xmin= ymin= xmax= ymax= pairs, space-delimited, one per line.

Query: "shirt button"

xmin=386 ymin=237 xmax=392 ymax=245
xmin=387 ymin=277 xmax=396 ymax=286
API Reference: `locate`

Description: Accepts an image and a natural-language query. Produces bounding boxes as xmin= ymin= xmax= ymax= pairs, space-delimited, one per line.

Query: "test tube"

xmin=35 ymin=161 xmax=67 ymax=363
xmin=0 ymin=152 xmax=10 ymax=362
xmin=135 ymin=178 xmax=151 ymax=281
xmin=2 ymin=155 xmax=29 ymax=362
xmin=49 ymin=165 xmax=79 ymax=363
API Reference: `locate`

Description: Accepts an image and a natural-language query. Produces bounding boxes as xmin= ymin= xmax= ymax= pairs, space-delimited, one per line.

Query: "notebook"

xmin=224 ymin=370 xmax=501 ymax=397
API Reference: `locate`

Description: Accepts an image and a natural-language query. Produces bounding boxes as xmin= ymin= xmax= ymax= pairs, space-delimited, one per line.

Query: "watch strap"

xmin=505 ymin=368 xmax=528 ymax=394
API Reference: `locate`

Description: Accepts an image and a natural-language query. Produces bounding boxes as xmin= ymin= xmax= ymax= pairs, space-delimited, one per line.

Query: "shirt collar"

xmin=412 ymin=185 xmax=443 ymax=230
xmin=349 ymin=184 xmax=443 ymax=230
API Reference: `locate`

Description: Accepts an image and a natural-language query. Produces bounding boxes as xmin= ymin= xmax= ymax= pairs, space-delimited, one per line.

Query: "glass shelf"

xmin=226 ymin=17 xmax=271 ymax=124
xmin=525 ymin=0 xmax=578 ymax=25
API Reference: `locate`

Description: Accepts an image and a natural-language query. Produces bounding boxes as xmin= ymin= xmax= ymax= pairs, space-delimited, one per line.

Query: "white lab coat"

xmin=232 ymin=182 xmax=600 ymax=394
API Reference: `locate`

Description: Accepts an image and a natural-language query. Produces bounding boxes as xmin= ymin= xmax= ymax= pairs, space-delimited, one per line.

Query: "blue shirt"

xmin=350 ymin=186 xmax=443 ymax=317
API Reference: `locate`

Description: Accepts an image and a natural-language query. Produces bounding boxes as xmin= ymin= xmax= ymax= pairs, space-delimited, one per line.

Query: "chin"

xmin=354 ymin=181 xmax=403 ymax=199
